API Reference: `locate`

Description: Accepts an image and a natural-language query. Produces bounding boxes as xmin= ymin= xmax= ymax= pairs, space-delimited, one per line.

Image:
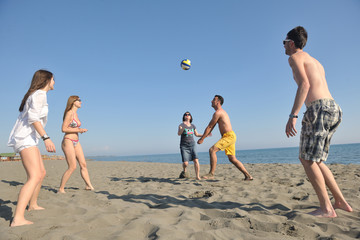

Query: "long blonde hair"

xmin=63 ymin=95 xmax=80 ymax=120
xmin=19 ymin=70 xmax=53 ymax=112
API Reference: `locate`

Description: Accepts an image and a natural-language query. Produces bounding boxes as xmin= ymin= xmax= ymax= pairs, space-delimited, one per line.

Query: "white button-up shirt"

xmin=8 ymin=90 xmax=48 ymax=151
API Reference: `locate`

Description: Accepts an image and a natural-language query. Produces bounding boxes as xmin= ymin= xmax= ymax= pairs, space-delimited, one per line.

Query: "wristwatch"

xmin=41 ymin=134 xmax=50 ymax=141
xmin=289 ymin=114 xmax=298 ymax=118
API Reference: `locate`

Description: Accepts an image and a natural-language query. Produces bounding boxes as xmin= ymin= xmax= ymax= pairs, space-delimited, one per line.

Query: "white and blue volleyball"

xmin=180 ymin=59 xmax=191 ymax=70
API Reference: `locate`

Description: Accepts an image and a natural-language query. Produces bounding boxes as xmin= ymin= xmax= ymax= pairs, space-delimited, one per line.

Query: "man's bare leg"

xmin=300 ymin=158 xmax=337 ymax=218
xmin=317 ymin=161 xmax=352 ymax=212
xmin=203 ymin=146 xmax=219 ymax=179
xmin=228 ymin=155 xmax=253 ymax=180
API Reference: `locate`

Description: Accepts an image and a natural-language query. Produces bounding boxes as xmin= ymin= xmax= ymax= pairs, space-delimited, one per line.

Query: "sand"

xmin=0 ymin=160 xmax=359 ymax=240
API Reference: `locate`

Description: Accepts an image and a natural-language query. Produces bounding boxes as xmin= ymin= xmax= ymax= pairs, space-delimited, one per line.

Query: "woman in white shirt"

xmin=58 ymin=96 xmax=94 ymax=193
xmin=8 ymin=70 xmax=56 ymax=227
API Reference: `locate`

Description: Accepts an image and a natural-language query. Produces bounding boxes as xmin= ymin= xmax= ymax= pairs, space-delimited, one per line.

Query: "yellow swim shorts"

xmin=214 ymin=131 xmax=236 ymax=156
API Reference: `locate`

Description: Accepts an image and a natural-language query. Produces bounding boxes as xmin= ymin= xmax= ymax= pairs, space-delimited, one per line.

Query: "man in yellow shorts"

xmin=197 ymin=95 xmax=253 ymax=180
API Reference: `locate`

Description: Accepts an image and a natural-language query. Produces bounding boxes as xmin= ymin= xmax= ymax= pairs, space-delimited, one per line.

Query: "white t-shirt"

xmin=8 ymin=90 xmax=48 ymax=152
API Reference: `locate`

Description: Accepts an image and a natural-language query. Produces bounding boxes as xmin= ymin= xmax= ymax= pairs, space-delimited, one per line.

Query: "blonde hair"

xmin=63 ymin=95 xmax=80 ymax=120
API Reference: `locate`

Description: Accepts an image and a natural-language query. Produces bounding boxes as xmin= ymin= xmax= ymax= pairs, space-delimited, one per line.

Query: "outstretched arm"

xmin=194 ymin=129 xmax=211 ymax=138
xmin=197 ymin=113 xmax=219 ymax=144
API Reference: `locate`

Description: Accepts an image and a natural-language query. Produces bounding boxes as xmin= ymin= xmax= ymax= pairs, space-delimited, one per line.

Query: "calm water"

xmin=90 ymin=143 xmax=360 ymax=165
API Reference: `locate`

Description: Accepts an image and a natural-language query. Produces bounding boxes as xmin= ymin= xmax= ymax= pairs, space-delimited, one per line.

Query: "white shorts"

xmin=12 ymin=134 xmax=39 ymax=153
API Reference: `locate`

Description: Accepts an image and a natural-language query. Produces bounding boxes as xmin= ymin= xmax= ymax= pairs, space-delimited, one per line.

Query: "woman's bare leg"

xmin=59 ymin=140 xmax=77 ymax=193
xmin=75 ymin=143 xmax=94 ymax=190
xmin=28 ymin=147 xmax=46 ymax=210
xmin=11 ymin=147 xmax=43 ymax=227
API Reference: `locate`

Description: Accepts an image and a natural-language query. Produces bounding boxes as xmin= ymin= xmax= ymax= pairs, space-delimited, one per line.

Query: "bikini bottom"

xmin=64 ymin=138 xmax=79 ymax=147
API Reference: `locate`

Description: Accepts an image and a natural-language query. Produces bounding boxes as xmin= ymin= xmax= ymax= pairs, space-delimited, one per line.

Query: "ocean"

xmin=90 ymin=143 xmax=360 ymax=165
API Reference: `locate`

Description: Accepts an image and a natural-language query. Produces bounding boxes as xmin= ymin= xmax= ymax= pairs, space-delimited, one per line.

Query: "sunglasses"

xmin=75 ymin=99 xmax=82 ymax=102
xmin=283 ymin=39 xmax=293 ymax=45
xmin=184 ymin=113 xmax=191 ymax=116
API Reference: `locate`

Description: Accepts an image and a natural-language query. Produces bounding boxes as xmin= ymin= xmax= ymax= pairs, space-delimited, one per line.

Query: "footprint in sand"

xmin=189 ymin=190 xmax=215 ymax=199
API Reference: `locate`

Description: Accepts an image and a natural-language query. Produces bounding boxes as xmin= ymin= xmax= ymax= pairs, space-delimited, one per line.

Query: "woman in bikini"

xmin=59 ymin=96 xmax=94 ymax=193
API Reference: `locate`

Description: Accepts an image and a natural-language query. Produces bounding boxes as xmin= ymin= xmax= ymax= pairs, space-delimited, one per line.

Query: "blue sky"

xmin=1 ymin=0 xmax=359 ymax=156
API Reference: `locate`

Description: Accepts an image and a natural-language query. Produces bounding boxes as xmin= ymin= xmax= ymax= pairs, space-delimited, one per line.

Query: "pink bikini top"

xmin=69 ymin=112 xmax=81 ymax=128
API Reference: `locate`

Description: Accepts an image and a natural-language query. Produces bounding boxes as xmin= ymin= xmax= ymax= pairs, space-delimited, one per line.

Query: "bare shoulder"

xmin=212 ymin=110 xmax=220 ymax=118
xmin=215 ymin=109 xmax=225 ymax=115
xmin=211 ymin=109 xmax=223 ymax=120
xmin=64 ymin=111 xmax=73 ymax=121
xmin=215 ymin=109 xmax=228 ymax=119
xmin=293 ymin=52 xmax=322 ymax=67
xmin=221 ymin=108 xmax=229 ymax=114
xmin=289 ymin=51 xmax=309 ymax=64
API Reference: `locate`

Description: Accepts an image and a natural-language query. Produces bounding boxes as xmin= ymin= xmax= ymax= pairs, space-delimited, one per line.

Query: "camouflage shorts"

xmin=299 ymin=99 xmax=342 ymax=162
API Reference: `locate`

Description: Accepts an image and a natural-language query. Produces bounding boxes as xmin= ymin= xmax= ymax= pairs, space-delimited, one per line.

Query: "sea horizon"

xmin=89 ymin=143 xmax=360 ymax=165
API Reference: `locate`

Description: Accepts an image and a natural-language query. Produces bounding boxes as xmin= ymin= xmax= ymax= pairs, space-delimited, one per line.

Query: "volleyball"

xmin=180 ymin=59 xmax=191 ymax=70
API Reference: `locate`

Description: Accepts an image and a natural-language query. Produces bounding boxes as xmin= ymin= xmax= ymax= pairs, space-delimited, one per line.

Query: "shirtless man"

xmin=197 ymin=95 xmax=253 ymax=180
xmin=284 ymin=26 xmax=352 ymax=217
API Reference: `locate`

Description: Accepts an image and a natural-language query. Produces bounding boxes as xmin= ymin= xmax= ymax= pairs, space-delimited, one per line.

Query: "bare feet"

xmin=85 ymin=186 xmax=94 ymax=191
xmin=196 ymin=176 xmax=201 ymax=180
xmin=10 ymin=218 xmax=33 ymax=227
xmin=308 ymin=208 xmax=337 ymax=218
xmin=202 ymin=173 xmax=214 ymax=180
xmin=244 ymin=176 xmax=253 ymax=181
xmin=58 ymin=189 xmax=66 ymax=194
xmin=28 ymin=205 xmax=45 ymax=211
xmin=333 ymin=201 xmax=353 ymax=212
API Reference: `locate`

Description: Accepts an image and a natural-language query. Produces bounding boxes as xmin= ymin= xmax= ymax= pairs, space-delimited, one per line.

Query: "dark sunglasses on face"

xmin=75 ymin=99 xmax=82 ymax=102
xmin=184 ymin=113 xmax=191 ymax=116
xmin=283 ymin=39 xmax=292 ymax=45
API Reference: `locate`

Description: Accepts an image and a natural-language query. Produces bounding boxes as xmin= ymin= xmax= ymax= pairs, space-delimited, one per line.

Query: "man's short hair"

xmin=287 ymin=26 xmax=308 ymax=49
xmin=215 ymin=95 xmax=224 ymax=105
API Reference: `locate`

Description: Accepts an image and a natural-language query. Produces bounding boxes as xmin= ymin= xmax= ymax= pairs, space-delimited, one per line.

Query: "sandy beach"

xmin=0 ymin=160 xmax=359 ymax=240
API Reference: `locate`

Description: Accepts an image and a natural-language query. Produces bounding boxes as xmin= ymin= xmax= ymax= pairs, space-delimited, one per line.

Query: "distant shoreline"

xmin=0 ymin=154 xmax=65 ymax=162
xmin=88 ymin=143 xmax=360 ymax=165
xmin=88 ymin=142 xmax=360 ymax=158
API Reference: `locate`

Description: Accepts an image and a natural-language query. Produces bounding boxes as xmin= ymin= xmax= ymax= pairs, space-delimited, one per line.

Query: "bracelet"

xmin=289 ymin=114 xmax=298 ymax=118
xmin=41 ymin=134 xmax=50 ymax=141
